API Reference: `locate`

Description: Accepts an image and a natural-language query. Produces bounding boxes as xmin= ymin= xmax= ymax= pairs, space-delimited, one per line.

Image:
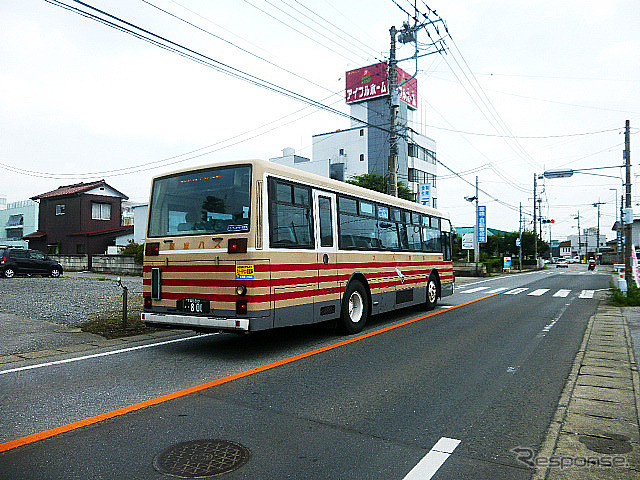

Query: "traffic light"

xmin=542 ymin=219 xmax=555 ymax=224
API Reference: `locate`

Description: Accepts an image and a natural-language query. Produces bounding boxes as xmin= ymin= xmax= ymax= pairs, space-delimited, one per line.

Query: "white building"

xmin=0 ymin=199 xmax=39 ymax=249
xmin=567 ymin=227 xmax=608 ymax=257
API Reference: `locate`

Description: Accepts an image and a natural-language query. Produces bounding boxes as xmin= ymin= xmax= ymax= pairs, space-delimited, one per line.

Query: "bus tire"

xmin=339 ymin=281 xmax=369 ymax=334
xmin=425 ymin=274 xmax=439 ymax=311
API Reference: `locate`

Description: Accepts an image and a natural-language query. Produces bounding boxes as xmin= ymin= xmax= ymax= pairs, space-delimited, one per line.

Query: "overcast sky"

xmin=1 ymin=0 xmax=639 ymax=241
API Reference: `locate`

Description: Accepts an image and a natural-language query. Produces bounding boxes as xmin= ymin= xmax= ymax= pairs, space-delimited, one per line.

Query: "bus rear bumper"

xmin=141 ymin=312 xmax=250 ymax=331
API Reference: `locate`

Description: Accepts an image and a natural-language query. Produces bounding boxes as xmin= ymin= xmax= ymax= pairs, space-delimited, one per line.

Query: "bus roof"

xmin=151 ymin=158 xmax=449 ymax=220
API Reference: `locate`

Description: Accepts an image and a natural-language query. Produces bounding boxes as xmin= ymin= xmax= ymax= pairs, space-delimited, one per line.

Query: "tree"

xmin=346 ymin=173 xmax=415 ymax=202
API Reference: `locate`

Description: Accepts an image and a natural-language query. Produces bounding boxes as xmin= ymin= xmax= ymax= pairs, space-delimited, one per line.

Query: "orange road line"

xmin=0 ymin=292 xmax=501 ymax=454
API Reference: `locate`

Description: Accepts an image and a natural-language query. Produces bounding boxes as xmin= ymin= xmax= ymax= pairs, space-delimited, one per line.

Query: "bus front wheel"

xmin=339 ymin=281 xmax=369 ymax=334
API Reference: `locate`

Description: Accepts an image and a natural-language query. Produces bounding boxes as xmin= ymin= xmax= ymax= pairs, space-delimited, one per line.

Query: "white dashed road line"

xmin=553 ymin=289 xmax=571 ymax=298
xmin=528 ymin=289 xmax=550 ymax=296
xmin=460 ymin=286 xmax=490 ymax=294
xmin=504 ymin=288 xmax=528 ymax=295
xmin=486 ymin=287 xmax=508 ymax=294
xmin=402 ymin=437 xmax=461 ymax=480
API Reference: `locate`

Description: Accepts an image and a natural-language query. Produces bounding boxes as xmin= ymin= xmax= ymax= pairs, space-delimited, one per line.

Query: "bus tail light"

xmin=236 ymin=299 xmax=248 ymax=314
xmin=145 ymin=242 xmax=160 ymax=256
xmin=228 ymin=238 xmax=247 ymax=254
xmin=144 ymin=295 xmax=152 ymax=309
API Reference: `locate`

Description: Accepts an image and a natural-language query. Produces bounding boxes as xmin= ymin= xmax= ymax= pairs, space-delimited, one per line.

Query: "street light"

xmin=542 ymin=165 xmax=625 ymax=179
xmin=464 ymin=176 xmax=480 ymax=273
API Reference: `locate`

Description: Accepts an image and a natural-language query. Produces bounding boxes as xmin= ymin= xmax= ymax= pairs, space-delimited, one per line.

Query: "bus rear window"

xmin=148 ymin=165 xmax=252 ymax=237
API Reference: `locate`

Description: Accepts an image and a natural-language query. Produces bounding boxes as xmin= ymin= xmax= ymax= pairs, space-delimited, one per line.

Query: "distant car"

xmin=556 ymin=259 xmax=569 ymax=268
xmin=568 ymin=256 xmax=581 ymax=264
xmin=0 ymin=247 xmax=63 ymax=278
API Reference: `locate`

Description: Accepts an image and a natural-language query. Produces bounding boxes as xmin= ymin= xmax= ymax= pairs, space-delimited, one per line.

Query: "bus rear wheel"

xmin=339 ymin=281 xmax=369 ymax=334
xmin=425 ymin=274 xmax=439 ymax=311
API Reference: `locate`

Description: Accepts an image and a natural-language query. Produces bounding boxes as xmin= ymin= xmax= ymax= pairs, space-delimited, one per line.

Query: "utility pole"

xmin=610 ymin=188 xmax=619 ymax=263
xmin=387 ymin=26 xmax=399 ymax=197
xmin=538 ymin=197 xmax=543 ymax=252
xmin=533 ymin=173 xmax=537 ymax=264
xmin=519 ymin=202 xmax=523 ymax=272
xmin=593 ymin=200 xmax=604 ymax=263
xmin=625 ymin=120 xmax=632 ymax=283
xmin=621 ymin=194 xmax=625 ymax=264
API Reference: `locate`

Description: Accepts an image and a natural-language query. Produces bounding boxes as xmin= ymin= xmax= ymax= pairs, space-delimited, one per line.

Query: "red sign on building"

xmin=345 ymin=62 xmax=418 ymax=109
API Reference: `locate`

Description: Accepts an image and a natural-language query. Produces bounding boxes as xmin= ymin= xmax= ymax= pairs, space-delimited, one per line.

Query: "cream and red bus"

xmin=142 ymin=159 xmax=454 ymax=335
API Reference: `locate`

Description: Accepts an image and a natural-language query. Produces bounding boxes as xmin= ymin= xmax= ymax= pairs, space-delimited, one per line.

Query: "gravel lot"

xmin=0 ymin=273 xmax=143 ymax=327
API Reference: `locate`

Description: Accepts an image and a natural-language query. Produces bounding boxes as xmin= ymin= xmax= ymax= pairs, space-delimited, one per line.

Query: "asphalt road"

xmin=0 ymin=265 xmax=610 ymax=479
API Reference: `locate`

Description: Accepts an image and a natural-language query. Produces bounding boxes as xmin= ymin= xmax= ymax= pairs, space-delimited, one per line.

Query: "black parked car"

xmin=0 ymin=248 xmax=63 ymax=278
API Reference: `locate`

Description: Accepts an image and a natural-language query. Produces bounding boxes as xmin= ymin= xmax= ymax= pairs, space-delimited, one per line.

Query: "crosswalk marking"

xmin=457 ymin=285 xmax=599 ymax=299
xmin=528 ymin=289 xmax=550 ymax=296
xmin=504 ymin=288 xmax=528 ymax=295
xmin=553 ymin=289 xmax=571 ymax=298
xmin=486 ymin=287 xmax=508 ymax=294
xmin=461 ymin=286 xmax=490 ymax=294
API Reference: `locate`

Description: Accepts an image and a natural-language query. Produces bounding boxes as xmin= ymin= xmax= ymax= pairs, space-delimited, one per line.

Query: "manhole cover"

xmin=578 ymin=433 xmax=633 ymax=455
xmin=154 ymin=440 xmax=251 ymax=478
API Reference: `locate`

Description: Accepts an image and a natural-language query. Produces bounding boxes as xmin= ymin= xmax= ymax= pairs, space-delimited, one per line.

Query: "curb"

xmin=534 ymin=304 xmax=640 ymax=479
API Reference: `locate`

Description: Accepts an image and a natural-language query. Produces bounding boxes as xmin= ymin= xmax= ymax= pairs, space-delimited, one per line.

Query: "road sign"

xmin=515 ymin=238 xmax=521 ymax=247
xmin=462 ymin=233 xmax=474 ymax=249
xmin=478 ymin=206 xmax=487 ymax=243
xmin=503 ymin=257 xmax=512 ymax=270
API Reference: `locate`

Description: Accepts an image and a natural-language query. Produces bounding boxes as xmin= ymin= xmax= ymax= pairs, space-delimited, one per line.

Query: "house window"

xmin=359 ymin=129 xmax=364 ymax=136
xmin=56 ymin=204 xmax=65 ymax=215
xmin=359 ymin=154 xmax=364 ymax=162
xmin=92 ymin=202 xmax=111 ymax=220
xmin=6 ymin=228 xmax=23 ymax=240
xmin=339 ymin=148 xmax=345 ymax=155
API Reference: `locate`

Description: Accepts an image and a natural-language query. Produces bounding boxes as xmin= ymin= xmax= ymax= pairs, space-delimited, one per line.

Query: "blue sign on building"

xmin=419 ymin=184 xmax=431 ymax=206
xmin=478 ymin=205 xmax=487 ymax=243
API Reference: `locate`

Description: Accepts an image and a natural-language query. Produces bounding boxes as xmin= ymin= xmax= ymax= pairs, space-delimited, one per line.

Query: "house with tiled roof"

xmin=24 ymin=180 xmax=132 ymax=259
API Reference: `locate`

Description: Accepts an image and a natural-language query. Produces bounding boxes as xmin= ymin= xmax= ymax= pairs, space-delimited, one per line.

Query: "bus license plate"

xmin=181 ymin=298 xmax=210 ymax=314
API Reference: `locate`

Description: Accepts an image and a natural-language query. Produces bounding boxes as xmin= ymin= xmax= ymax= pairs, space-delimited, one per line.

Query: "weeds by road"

xmin=81 ymin=311 xmax=160 ymax=339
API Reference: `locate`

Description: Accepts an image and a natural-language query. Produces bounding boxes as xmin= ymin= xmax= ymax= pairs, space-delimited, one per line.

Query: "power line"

xmin=141 ymin=0 xmax=337 ymax=95
xmin=0 ymin=92 xmax=346 ymax=179
xmin=242 ymin=0 xmax=367 ymax=64
xmin=282 ymin=0 xmax=382 ymax=61
xmin=407 ymin=122 xmax=622 ymax=139
xmin=45 ymin=0 xmax=400 ymax=141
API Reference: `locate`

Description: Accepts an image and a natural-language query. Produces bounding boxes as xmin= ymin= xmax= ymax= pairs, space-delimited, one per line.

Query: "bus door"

xmin=313 ymin=191 xmax=340 ymax=321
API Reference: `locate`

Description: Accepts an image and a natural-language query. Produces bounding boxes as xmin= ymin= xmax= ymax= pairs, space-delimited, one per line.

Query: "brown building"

xmin=24 ymin=180 xmax=132 ymax=257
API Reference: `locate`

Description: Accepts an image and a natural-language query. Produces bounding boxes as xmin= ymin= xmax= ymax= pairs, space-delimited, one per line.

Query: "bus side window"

xmin=318 ymin=196 xmax=333 ymax=247
xmin=268 ymin=179 xmax=314 ymax=248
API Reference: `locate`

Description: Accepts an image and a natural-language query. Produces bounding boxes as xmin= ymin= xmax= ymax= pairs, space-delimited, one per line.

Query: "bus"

xmin=141 ymin=159 xmax=454 ymax=335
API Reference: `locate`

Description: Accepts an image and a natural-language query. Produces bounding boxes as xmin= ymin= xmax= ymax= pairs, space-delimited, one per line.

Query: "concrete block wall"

xmin=91 ymin=255 xmax=142 ymax=276
xmin=50 ymin=254 xmax=142 ymax=275
xmin=51 ymin=255 xmax=89 ymax=272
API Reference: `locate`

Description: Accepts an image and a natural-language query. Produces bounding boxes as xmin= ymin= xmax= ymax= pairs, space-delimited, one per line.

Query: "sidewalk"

xmin=0 ymin=311 xmax=186 ymax=366
xmin=534 ymin=303 xmax=640 ymax=479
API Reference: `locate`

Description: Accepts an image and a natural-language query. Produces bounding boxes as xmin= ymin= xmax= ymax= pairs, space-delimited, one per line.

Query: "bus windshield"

xmin=147 ymin=165 xmax=252 ymax=237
